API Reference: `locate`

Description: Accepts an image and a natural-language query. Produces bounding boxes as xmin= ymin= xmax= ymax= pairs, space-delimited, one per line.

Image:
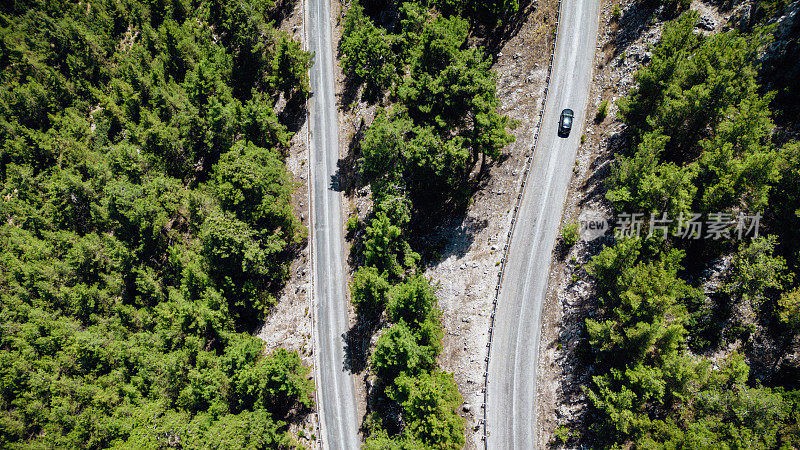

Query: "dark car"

xmin=558 ymin=108 xmax=574 ymax=137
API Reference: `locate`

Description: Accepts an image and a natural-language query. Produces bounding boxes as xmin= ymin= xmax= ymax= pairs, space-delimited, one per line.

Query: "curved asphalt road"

xmin=486 ymin=1 xmax=600 ymax=448
xmin=305 ymin=0 xmax=360 ymax=447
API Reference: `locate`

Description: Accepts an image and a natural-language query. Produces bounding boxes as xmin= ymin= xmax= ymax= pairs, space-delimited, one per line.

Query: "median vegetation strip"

xmin=341 ymin=0 xmax=519 ymax=447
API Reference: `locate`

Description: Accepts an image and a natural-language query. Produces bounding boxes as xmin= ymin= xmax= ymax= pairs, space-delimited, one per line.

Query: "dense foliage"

xmin=342 ymin=3 xmax=515 ymax=209
xmin=581 ymin=10 xmax=800 ymax=448
xmin=0 ymin=0 xmax=314 ymax=447
xmin=612 ymin=12 xmax=779 ymax=217
xmin=351 ymin=196 xmax=463 ymax=448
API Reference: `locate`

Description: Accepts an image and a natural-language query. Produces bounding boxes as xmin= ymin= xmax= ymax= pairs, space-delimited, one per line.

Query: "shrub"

xmin=554 ymin=425 xmax=571 ymax=444
xmin=612 ymin=4 xmax=621 ymax=21
xmin=595 ymin=100 xmax=609 ymax=122
xmin=351 ymin=266 xmax=390 ymax=317
xmin=561 ymin=222 xmax=580 ymax=247
xmin=346 ymin=215 xmax=360 ymax=235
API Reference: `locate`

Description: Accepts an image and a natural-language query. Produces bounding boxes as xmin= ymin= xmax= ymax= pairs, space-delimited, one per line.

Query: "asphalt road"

xmin=305 ymin=0 xmax=360 ymax=447
xmin=486 ymin=1 xmax=601 ymax=448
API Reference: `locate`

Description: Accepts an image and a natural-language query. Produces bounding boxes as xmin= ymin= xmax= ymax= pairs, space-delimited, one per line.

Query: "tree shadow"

xmin=609 ymin=1 xmax=672 ymax=59
xmin=343 ymin=315 xmax=384 ymax=374
xmin=481 ymin=0 xmax=541 ymax=57
xmin=578 ymin=157 xmax=613 ymax=208
xmin=269 ymin=0 xmax=300 ymax=27
xmin=364 ymin=376 xmax=404 ymax=436
xmin=338 ymin=72 xmax=364 ymax=111
xmin=278 ymin=94 xmax=309 ymax=135
xmin=577 ymin=129 xmax=631 ymax=208
xmin=413 ymin=214 xmax=489 ymax=267
xmin=331 ymin=120 xmax=365 ymax=195
xmin=554 ymin=237 xmax=571 ymax=261
xmin=547 ymin=254 xmax=602 ymax=448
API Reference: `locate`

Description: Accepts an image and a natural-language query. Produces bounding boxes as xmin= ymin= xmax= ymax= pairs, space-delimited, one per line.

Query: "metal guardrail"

xmin=481 ymin=0 xmax=563 ymax=447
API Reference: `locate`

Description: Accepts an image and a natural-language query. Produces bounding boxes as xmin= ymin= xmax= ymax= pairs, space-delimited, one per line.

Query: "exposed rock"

xmin=696 ymin=15 xmax=716 ymax=31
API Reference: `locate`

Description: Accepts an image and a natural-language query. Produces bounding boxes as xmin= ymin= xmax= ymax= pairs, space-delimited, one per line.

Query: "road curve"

xmin=486 ymin=0 xmax=600 ymax=448
xmin=305 ymin=0 xmax=360 ymax=447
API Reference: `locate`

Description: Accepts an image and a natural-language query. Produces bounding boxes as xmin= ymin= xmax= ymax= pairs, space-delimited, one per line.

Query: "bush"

xmin=554 ymin=425 xmax=571 ymax=444
xmin=351 ymin=266 xmax=391 ymax=317
xmin=561 ymin=222 xmax=580 ymax=247
xmin=778 ymin=287 xmax=800 ymax=332
xmin=346 ymin=216 xmax=361 ymax=235
xmin=595 ymin=100 xmax=609 ymax=122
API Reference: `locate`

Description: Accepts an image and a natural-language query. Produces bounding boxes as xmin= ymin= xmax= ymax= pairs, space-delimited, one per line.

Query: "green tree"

xmin=371 ymin=321 xmax=431 ymax=381
xmin=388 ymin=371 xmax=466 ymax=449
xmin=398 ymin=15 xmax=514 ymax=176
xmin=605 ymin=131 xmax=696 ymax=218
xmin=778 ymin=287 xmax=800 ymax=332
xmin=387 ymin=274 xmax=439 ymax=328
xmin=0 ymin=1 xmax=311 ymax=447
xmin=212 ymin=141 xmax=303 ymax=244
xmin=363 ymin=211 xmax=419 ymax=279
xmin=359 ymin=107 xmax=412 ymax=184
xmin=725 ymin=235 xmax=787 ymax=307
xmin=270 ymin=32 xmax=312 ymax=98
xmin=256 ymin=348 xmax=314 ymax=417
xmin=341 ymin=3 xmax=397 ymax=96
xmin=351 ymin=266 xmax=391 ymax=318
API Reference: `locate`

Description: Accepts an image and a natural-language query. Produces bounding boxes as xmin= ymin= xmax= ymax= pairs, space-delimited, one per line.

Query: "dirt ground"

xmin=534 ymin=0 xmax=740 ymax=446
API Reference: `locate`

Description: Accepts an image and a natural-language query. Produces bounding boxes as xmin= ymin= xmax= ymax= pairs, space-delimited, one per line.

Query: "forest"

xmin=340 ymin=0 xmax=517 ymax=447
xmin=0 ymin=0 xmax=315 ymax=447
xmin=575 ymin=7 xmax=800 ymax=448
